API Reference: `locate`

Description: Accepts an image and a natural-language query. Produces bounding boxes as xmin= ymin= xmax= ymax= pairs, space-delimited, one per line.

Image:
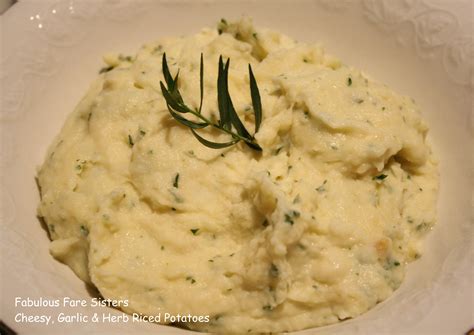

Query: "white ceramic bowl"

xmin=1 ymin=1 xmax=472 ymax=334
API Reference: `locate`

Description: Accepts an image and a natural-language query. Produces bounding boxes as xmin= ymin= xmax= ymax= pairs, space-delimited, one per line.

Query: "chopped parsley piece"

xmin=217 ymin=18 xmax=228 ymax=35
xmin=80 ymin=225 xmax=89 ymax=237
xmin=416 ymin=222 xmax=429 ymax=231
xmin=190 ymin=228 xmax=199 ymax=235
xmin=262 ymin=219 xmax=269 ymax=227
xmin=373 ymin=174 xmax=388 ymax=181
xmin=186 ymin=276 xmax=196 ymax=284
xmin=99 ymin=65 xmax=114 ymax=74
xmin=269 ymin=263 xmax=279 ymax=277
xmin=293 ymin=194 xmax=301 ymax=204
xmin=128 ymin=135 xmax=134 ymax=147
xmin=316 ymin=180 xmax=327 ymax=192
xmin=347 ymin=77 xmax=352 ymax=86
xmin=274 ymin=146 xmax=283 ymax=155
xmin=262 ymin=305 xmax=273 ymax=311
xmin=173 ymin=173 xmax=180 ymax=188
xmin=284 ymin=210 xmax=300 ymax=225
xmin=118 ymin=54 xmax=133 ymax=62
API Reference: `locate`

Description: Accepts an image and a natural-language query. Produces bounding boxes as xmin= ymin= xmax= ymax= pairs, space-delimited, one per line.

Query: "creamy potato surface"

xmin=38 ymin=19 xmax=438 ymax=333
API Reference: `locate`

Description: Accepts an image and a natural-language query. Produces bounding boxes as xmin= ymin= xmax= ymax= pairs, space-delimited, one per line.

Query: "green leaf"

xmin=249 ymin=64 xmax=262 ymax=133
xmin=168 ymin=107 xmax=208 ymax=129
xmin=199 ymin=53 xmax=204 ymax=114
xmin=217 ymin=56 xmax=231 ymax=130
xmin=160 ymin=82 xmax=194 ymax=114
xmin=243 ymin=140 xmax=262 ymax=151
xmin=173 ymin=173 xmax=180 ymax=188
xmin=162 ymin=53 xmax=174 ymax=89
xmin=222 ymin=59 xmax=252 ymax=139
xmin=160 ymin=52 xmax=263 ymax=152
xmin=170 ymin=71 xmax=184 ymax=104
xmin=191 ymin=129 xmax=238 ymax=149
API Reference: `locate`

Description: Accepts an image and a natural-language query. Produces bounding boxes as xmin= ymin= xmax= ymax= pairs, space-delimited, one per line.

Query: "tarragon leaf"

xmin=217 ymin=56 xmax=231 ymax=130
xmin=168 ymin=108 xmax=208 ymax=129
xmin=191 ymin=129 xmax=238 ymax=149
xmin=199 ymin=53 xmax=204 ymax=114
xmin=160 ymin=53 xmax=264 ymax=152
xmin=249 ymin=64 xmax=262 ymax=133
xmin=160 ymin=82 xmax=193 ymax=114
xmin=162 ymin=53 xmax=174 ymax=90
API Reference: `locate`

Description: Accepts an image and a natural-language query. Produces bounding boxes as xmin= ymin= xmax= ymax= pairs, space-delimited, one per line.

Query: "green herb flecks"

xmin=293 ymin=194 xmax=301 ymax=204
xmin=347 ymin=77 xmax=352 ymax=86
xmin=160 ymin=53 xmax=263 ymax=151
xmin=186 ymin=276 xmax=196 ymax=284
xmin=373 ymin=174 xmax=388 ymax=181
xmin=118 ymin=54 xmax=133 ymax=62
xmin=99 ymin=65 xmax=115 ymax=74
xmin=128 ymin=135 xmax=134 ymax=147
xmin=190 ymin=228 xmax=200 ymax=235
xmin=284 ymin=210 xmax=300 ymax=225
xmin=269 ymin=263 xmax=279 ymax=277
xmin=217 ymin=18 xmax=228 ymax=34
xmin=416 ymin=221 xmax=430 ymax=232
xmin=80 ymin=225 xmax=89 ymax=237
xmin=385 ymin=259 xmax=401 ymax=270
xmin=316 ymin=180 xmax=327 ymax=192
xmin=262 ymin=305 xmax=273 ymax=311
xmin=173 ymin=173 xmax=180 ymax=188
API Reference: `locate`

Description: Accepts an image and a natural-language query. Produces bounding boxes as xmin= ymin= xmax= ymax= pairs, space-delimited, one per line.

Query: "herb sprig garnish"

xmin=160 ymin=53 xmax=262 ymax=151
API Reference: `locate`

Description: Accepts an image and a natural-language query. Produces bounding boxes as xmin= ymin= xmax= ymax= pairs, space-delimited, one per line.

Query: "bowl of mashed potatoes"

xmin=2 ymin=1 xmax=472 ymax=334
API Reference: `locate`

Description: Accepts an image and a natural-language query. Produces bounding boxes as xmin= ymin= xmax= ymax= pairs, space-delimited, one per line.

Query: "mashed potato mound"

xmin=37 ymin=18 xmax=438 ymax=333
